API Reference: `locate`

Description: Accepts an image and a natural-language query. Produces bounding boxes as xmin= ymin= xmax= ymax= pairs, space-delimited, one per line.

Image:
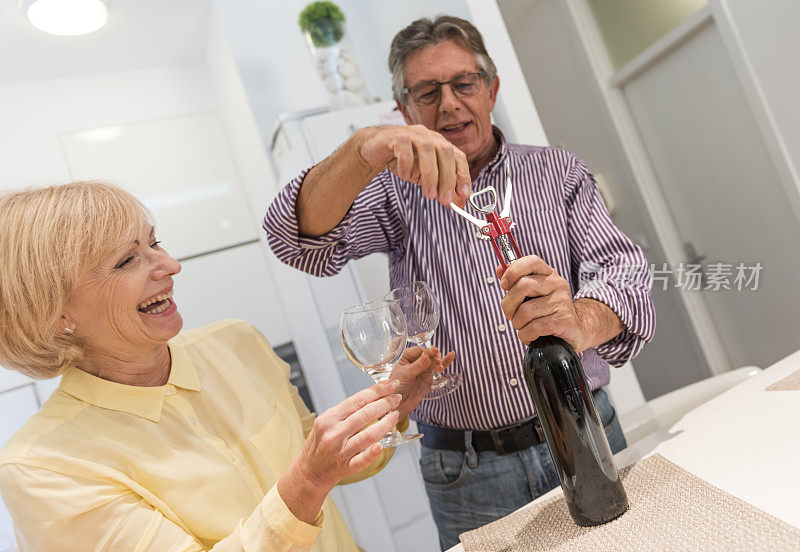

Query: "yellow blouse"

xmin=0 ymin=319 xmax=400 ymax=551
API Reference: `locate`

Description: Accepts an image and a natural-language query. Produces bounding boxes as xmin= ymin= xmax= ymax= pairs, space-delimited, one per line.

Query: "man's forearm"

xmin=297 ymin=129 xmax=382 ymax=238
xmin=574 ymin=298 xmax=624 ymax=350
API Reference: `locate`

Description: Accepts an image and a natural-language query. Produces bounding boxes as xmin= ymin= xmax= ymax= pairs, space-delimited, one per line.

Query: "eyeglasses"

xmin=402 ymin=72 xmax=487 ymax=106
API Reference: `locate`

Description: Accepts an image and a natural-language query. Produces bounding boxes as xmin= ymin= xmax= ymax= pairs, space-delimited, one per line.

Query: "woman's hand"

xmin=300 ymin=379 xmax=404 ymax=487
xmin=278 ymin=379 xmax=404 ymax=522
xmin=390 ymin=346 xmax=455 ymax=417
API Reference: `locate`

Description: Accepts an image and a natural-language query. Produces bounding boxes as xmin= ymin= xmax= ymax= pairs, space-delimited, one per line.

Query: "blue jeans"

xmin=418 ymin=388 xmax=626 ymax=550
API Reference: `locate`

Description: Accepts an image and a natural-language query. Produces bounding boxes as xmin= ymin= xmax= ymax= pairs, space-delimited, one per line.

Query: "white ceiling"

xmin=0 ymin=0 xmax=211 ymax=84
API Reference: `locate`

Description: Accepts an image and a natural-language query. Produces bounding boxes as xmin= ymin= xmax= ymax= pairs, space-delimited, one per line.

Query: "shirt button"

xmin=486 ymin=276 xmax=495 ymax=285
xmin=189 ymin=417 xmax=198 ymax=424
xmin=509 ymin=378 xmax=519 ymax=387
xmin=164 ymin=384 xmax=175 ymax=396
xmin=228 ymin=453 xmax=237 ymax=462
xmin=497 ymin=323 xmax=507 ymax=332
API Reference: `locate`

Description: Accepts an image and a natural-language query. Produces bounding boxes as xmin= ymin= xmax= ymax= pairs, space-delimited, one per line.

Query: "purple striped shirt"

xmin=264 ymin=129 xmax=655 ymax=430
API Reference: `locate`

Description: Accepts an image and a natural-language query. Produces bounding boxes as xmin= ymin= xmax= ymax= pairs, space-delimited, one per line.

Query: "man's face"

xmin=398 ymin=40 xmax=500 ymax=168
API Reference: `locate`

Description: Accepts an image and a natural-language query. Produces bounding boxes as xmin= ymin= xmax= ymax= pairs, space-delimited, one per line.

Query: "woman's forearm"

xmin=276 ymin=457 xmax=335 ymax=524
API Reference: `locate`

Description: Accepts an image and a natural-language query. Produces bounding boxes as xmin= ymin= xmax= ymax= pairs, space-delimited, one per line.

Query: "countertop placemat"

xmin=766 ymin=368 xmax=800 ymax=391
xmin=459 ymin=453 xmax=800 ymax=551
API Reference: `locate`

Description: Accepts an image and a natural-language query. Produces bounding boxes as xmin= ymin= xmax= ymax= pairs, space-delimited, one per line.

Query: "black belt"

xmin=418 ymin=417 xmax=547 ymax=456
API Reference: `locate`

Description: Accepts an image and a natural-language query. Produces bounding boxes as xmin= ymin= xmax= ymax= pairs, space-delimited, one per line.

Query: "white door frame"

xmin=563 ymin=0 xmax=800 ymax=375
xmin=562 ymin=2 xmax=726 ymax=374
xmin=709 ymin=0 xmax=800 ymax=228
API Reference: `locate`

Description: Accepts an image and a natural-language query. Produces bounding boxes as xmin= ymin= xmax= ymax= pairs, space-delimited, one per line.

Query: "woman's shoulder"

xmin=0 ymin=391 xmax=85 ymax=465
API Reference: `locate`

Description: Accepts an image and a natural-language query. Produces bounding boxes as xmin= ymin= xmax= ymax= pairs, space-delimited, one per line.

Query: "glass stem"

xmin=374 ymin=372 xmax=403 ymax=434
xmin=420 ymin=339 xmax=442 ymax=381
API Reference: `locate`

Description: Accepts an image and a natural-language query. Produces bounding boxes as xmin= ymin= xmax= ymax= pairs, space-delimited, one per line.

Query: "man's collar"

xmin=58 ymin=342 xmax=201 ymax=423
xmin=473 ymin=126 xmax=507 ymax=185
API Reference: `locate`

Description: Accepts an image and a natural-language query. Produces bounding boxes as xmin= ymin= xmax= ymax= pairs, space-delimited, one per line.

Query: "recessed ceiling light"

xmin=21 ymin=0 xmax=108 ymax=36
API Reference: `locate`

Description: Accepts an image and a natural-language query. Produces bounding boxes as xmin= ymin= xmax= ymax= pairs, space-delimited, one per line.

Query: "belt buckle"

xmin=489 ymin=422 xmax=524 ymax=455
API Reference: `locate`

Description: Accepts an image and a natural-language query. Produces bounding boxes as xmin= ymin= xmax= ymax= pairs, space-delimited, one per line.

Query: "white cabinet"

xmin=59 ymin=111 xmax=259 ymax=261
xmin=176 ymin=242 xmax=292 ymax=346
xmin=0 ymin=372 xmax=29 ymax=397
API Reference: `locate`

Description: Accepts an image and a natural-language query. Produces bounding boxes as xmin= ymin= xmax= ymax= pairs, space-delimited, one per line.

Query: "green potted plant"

xmin=298 ymin=1 xmax=368 ymax=108
xmin=299 ymin=1 xmax=345 ymax=48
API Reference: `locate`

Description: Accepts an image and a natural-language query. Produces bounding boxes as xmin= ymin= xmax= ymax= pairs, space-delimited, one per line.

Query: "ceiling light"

xmin=21 ymin=0 xmax=108 ymax=36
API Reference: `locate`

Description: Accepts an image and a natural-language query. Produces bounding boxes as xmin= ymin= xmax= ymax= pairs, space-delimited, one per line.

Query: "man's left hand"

xmin=497 ymin=255 xmax=590 ymax=352
xmin=390 ymin=346 xmax=455 ymax=418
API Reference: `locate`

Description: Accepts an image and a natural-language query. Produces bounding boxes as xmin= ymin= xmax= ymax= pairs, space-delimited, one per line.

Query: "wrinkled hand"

xmin=390 ymin=346 xmax=455 ymax=417
xmin=497 ymin=255 xmax=590 ymax=352
xmin=295 ymin=380 xmax=403 ymax=489
xmin=357 ymin=125 xmax=472 ymax=207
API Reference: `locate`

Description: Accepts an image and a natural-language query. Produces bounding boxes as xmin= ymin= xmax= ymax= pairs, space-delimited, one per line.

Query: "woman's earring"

xmin=62 ymin=314 xmax=76 ymax=334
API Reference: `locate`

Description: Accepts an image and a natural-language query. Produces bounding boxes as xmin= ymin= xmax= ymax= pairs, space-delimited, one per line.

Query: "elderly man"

xmin=265 ymin=15 xmax=655 ymax=550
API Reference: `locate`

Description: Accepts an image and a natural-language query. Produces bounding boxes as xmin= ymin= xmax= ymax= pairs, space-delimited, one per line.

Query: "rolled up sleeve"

xmin=263 ymin=169 xmax=407 ymax=277
xmin=565 ymin=160 xmax=656 ymax=367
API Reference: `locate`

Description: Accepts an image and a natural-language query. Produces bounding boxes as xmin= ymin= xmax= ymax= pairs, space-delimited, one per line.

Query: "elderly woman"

xmin=0 ymin=181 xmax=450 ymax=551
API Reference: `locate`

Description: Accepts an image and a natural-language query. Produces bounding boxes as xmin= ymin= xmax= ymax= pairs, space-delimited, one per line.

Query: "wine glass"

xmin=384 ymin=281 xmax=463 ymax=400
xmin=339 ymin=300 xmax=423 ymax=447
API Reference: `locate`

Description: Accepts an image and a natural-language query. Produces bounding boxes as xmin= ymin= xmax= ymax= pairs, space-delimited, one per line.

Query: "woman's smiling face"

xmin=64 ymin=223 xmax=183 ymax=360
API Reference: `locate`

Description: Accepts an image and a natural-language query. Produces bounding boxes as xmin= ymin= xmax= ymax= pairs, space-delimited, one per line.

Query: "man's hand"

xmin=390 ymin=346 xmax=455 ymax=417
xmin=497 ymin=255 xmax=591 ymax=352
xmin=497 ymin=256 xmax=625 ymax=352
xmin=356 ymin=125 xmax=472 ymax=207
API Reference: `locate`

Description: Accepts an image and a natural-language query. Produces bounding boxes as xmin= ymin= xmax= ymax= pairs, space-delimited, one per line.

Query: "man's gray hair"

xmin=388 ymin=15 xmax=498 ymax=104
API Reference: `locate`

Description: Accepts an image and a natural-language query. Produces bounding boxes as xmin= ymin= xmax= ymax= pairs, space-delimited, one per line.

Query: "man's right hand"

xmin=356 ymin=125 xmax=472 ymax=208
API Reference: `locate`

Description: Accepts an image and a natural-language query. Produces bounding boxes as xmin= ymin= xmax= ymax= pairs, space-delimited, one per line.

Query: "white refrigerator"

xmin=268 ymin=101 xmax=440 ymax=552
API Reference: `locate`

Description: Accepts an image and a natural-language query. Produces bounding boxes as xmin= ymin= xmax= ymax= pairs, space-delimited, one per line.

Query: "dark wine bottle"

xmin=523 ymin=335 xmax=628 ymax=526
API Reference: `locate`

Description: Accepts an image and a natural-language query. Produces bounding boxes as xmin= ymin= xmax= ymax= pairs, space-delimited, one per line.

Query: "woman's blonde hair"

xmin=0 ymin=181 xmax=150 ymax=378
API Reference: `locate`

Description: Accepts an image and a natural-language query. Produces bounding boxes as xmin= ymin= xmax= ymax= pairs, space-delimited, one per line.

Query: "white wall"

xmin=498 ymin=0 xmax=710 ymax=399
xmin=212 ymin=0 xmax=472 ymax=145
xmin=211 ymin=0 xmax=336 ymax=145
xmin=206 ymin=10 xmax=279 ymax=219
xmin=211 ymin=0 xmax=548 ymax=148
xmin=717 ymin=0 xmax=800 ymax=211
xmin=337 ymin=0 xmax=474 ymax=103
